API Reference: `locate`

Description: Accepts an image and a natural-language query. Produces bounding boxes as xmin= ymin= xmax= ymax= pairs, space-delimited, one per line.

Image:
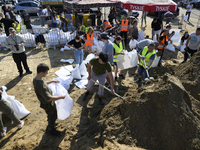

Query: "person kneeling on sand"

xmin=135 ymin=43 xmax=156 ymax=83
xmin=83 ymin=52 xmax=115 ymax=105
xmin=0 ymin=90 xmax=24 ymax=137
xmin=33 ymin=63 xmax=66 ymax=136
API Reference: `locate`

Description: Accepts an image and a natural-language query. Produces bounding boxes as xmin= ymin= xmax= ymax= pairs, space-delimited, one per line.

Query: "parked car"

xmin=13 ymin=1 xmax=41 ymax=14
xmin=116 ymin=7 xmax=139 ymax=19
xmin=181 ymin=0 xmax=200 ymax=8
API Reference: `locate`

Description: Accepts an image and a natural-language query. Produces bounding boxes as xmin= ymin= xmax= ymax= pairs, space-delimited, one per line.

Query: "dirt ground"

xmin=0 ymin=10 xmax=199 ymax=150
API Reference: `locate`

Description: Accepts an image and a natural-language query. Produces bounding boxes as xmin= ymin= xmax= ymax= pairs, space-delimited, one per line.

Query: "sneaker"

xmin=50 ymin=129 xmax=62 ymax=136
xmin=18 ymin=120 xmax=24 ymax=129
xmin=99 ymin=97 xmax=105 ymax=105
xmin=83 ymin=92 xmax=89 ymax=100
xmin=119 ymin=74 xmax=125 ymax=79
xmin=26 ymin=71 xmax=32 ymax=74
xmin=134 ymin=79 xmax=142 ymax=83
xmin=115 ymin=77 xmax=118 ymax=81
xmin=1 ymin=127 xmax=7 ymax=137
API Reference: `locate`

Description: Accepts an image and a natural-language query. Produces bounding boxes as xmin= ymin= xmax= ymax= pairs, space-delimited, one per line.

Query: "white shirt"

xmin=186 ymin=4 xmax=193 ymax=12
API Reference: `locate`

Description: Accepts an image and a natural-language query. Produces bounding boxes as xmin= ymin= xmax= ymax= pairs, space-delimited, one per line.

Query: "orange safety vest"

xmin=104 ymin=21 xmax=112 ymax=31
xmin=157 ymin=33 xmax=168 ymax=50
xmin=121 ymin=19 xmax=129 ymax=31
xmin=85 ymin=33 xmax=94 ymax=46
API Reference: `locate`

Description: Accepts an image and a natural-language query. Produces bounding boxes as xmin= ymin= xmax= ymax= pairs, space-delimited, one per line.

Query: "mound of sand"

xmin=96 ymin=52 xmax=200 ymax=150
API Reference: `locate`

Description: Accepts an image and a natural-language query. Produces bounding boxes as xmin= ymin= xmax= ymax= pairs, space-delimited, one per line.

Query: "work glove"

xmin=145 ymin=66 xmax=149 ymax=70
xmin=141 ymin=56 xmax=145 ymax=60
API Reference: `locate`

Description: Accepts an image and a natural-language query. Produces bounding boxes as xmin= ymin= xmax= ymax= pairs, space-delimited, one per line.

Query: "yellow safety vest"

xmin=85 ymin=27 xmax=89 ymax=32
xmin=113 ymin=42 xmax=123 ymax=62
xmin=1 ymin=16 xmax=5 ymax=27
xmin=80 ymin=25 xmax=85 ymax=31
xmin=140 ymin=46 xmax=156 ymax=69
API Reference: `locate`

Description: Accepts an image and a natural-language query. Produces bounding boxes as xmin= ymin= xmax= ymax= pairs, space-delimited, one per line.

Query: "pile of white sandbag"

xmin=0 ymin=33 xmax=7 ymax=48
xmin=32 ymin=25 xmax=49 ymax=34
xmin=19 ymin=33 xmax=36 ymax=47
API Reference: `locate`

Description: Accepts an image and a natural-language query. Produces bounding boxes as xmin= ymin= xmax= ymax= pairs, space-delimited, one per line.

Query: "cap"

xmin=9 ymin=27 xmax=15 ymax=32
xmin=99 ymin=52 xmax=108 ymax=63
xmin=101 ymin=32 xmax=109 ymax=39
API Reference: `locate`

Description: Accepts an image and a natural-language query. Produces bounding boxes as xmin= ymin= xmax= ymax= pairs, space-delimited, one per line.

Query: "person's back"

xmin=102 ymin=40 xmax=113 ymax=64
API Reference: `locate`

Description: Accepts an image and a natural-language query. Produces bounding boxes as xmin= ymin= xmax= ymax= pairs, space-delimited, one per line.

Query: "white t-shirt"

xmin=186 ymin=4 xmax=193 ymax=12
xmin=188 ymin=32 xmax=200 ymax=50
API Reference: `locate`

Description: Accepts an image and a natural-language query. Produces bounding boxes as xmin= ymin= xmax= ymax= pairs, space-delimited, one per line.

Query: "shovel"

xmin=143 ymin=60 xmax=154 ymax=81
xmin=90 ymin=79 xmax=123 ymax=100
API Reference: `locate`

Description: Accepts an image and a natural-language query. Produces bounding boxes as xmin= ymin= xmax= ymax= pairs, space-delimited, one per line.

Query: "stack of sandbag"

xmin=19 ymin=32 xmax=36 ymax=47
xmin=60 ymin=31 xmax=70 ymax=44
xmin=44 ymin=28 xmax=60 ymax=46
xmin=1 ymin=86 xmax=30 ymax=119
xmin=32 ymin=25 xmax=49 ymax=34
xmin=165 ymin=41 xmax=175 ymax=52
xmin=128 ymin=49 xmax=138 ymax=68
xmin=0 ymin=33 xmax=7 ymax=48
xmin=92 ymin=37 xmax=102 ymax=53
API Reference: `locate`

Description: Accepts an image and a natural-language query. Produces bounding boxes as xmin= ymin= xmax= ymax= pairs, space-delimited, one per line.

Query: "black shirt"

xmin=0 ymin=18 xmax=15 ymax=30
xmin=2 ymin=6 xmax=6 ymax=15
xmin=21 ymin=13 xmax=30 ymax=23
xmin=68 ymin=39 xmax=85 ymax=49
xmin=96 ymin=10 xmax=101 ymax=19
xmin=9 ymin=10 xmax=16 ymax=21
xmin=151 ymin=18 xmax=162 ymax=31
xmin=181 ymin=35 xmax=189 ymax=43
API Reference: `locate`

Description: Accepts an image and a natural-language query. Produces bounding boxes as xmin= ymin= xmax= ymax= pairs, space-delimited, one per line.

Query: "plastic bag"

xmin=129 ymin=39 xmax=138 ymax=50
xmin=117 ymin=50 xmax=131 ymax=70
xmin=84 ymin=53 xmax=95 ymax=64
xmin=151 ymin=56 xmax=160 ymax=67
xmin=128 ymin=49 xmax=138 ymax=68
xmin=48 ymin=83 xmax=73 ymax=120
xmin=55 ymin=67 xmax=71 ymax=77
xmin=170 ymin=29 xmax=181 ymax=43
xmin=1 ymin=86 xmax=30 ymax=119
xmin=137 ymin=30 xmax=145 ymax=42
xmin=71 ymin=66 xmax=82 ymax=80
xmin=53 ymin=76 xmax=73 ymax=90
xmin=79 ymin=62 xmax=88 ymax=76
xmin=165 ymin=43 xmax=175 ymax=52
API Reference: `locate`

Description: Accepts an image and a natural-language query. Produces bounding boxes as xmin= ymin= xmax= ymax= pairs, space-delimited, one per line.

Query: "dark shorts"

xmin=24 ymin=23 xmax=32 ymax=29
xmin=113 ymin=62 xmax=117 ymax=66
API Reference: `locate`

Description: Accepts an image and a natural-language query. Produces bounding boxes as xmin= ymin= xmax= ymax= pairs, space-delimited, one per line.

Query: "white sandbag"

xmin=180 ymin=45 xmax=186 ymax=52
xmin=1 ymin=86 xmax=30 ymax=119
xmin=151 ymin=56 xmax=160 ymax=67
xmin=63 ymin=45 xmax=72 ymax=50
xmin=32 ymin=25 xmax=49 ymax=34
xmin=74 ymin=79 xmax=88 ymax=89
xmin=129 ymin=39 xmax=138 ymax=50
xmin=79 ymin=62 xmax=88 ymax=76
xmin=165 ymin=42 xmax=175 ymax=52
xmin=19 ymin=33 xmax=36 ymax=47
xmin=117 ymin=50 xmax=131 ymax=70
xmin=55 ymin=67 xmax=71 ymax=77
xmin=71 ymin=66 xmax=82 ymax=80
xmin=53 ymin=76 xmax=73 ymax=90
xmin=64 ymin=65 xmax=74 ymax=72
xmin=110 ymin=37 xmax=115 ymax=43
xmin=153 ymin=35 xmax=157 ymax=42
xmin=96 ymin=46 xmax=102 ymax=53
xmin=48 ymin=83 xmax=73 ymax=120
xmin=128 ymin=49 xmax=138 ymax=68
xmin=0 ymin=33 xmax=7 ymax=47
xmin=93 ymin=37 xmax=98 ymax=46
xmin=170 ymin=29 xmax=181 ymax=43
xmin=91 ymin=45 xmax=98 ymax=53
xmin=60 ymin=59 xmax=74 ymax=64
xmin=176 ymin=44 xmax=181 ymax=50
xmin=137 ymin=30 xmax=145 ymax=42
xmin=84 ymin=53 xmax=95 ymax=64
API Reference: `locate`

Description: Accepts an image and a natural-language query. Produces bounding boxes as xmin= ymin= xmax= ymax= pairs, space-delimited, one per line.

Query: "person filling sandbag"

xmin=113 ymin=36 xmax=125 ymax=81
xmin=136 ymin=39 xmax=159 ymax=53
xmin=67 ymin=35 xmax=85 ymax=66
xmin=182 ymin=27 xmax=200 ymax=63
xmin=83 ymin=27 xmax=94 ymax=54
xmin=177 ymin=31 xmax=189 ymax=50
xmin=33 ymin=63 xmax=66 ymax=136
xmin=135 ymin=43 xmax=156 ymax=83
xmin=83 ymin=52 xmax=115 ymax=105
xmin=0 ymin=90 xmax=24 ymax=137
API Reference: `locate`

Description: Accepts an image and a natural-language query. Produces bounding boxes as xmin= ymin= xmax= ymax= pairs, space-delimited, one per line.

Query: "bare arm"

xmin=108 ymin=72 xmax=115 ymax=94
xmin=46 ymin=80 xmax=59 ymax=84
xmin=87 ymin=63 xmax=92 ymax=80
xmin=22 ymin=18 xmax=24 ymax=25
xmin=48 ymin=95 xmax=65 ymax=102
xmin=130 ymin=28 xmax=133 ymax=40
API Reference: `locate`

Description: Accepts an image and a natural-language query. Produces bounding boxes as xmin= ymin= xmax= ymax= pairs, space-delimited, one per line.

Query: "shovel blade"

xmin=144 ymin=77 xmax=154 ymax=82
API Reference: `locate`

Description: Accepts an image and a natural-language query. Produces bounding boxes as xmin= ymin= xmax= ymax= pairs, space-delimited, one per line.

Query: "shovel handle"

xmin=90 ymin=79 xmax=123 ymax=99
xmin=143 ymin=60 xmax=150 ymax=79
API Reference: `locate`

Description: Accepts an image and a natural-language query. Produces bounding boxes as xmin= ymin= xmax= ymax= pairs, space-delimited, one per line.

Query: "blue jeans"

xmin=39 ymin=16 xmax=45 ymax=27
xmin=67 ymin=24 xmax=74 ymax=31
xmin=138 ymin=65 xmax=151 ymax=79
xmin=74 ymin=49 xmax=83 ymax=66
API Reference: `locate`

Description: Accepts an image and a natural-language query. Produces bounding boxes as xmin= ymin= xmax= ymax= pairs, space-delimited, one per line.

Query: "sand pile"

xmin=96 ymin=52 xmax=200 ymax=150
